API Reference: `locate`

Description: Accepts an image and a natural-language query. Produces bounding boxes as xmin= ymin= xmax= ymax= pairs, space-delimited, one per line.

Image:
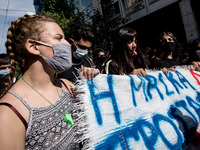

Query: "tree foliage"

xmin=41 ymin=0 xmax=87 ymax=39
xmin=89 ymin=0 xmax=129 ymax=53
xmin=40 ymin=0 xmax=129 ymax=53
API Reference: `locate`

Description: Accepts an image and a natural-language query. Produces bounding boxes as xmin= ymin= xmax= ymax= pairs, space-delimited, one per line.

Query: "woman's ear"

xmin=25 ymin=39 xmax=40 ymax=55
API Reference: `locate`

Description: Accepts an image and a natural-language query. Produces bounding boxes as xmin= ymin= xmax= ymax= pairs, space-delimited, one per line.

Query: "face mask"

xmin=98 ymin=56 xmax=106 ymax=64
xmin=73 ymin=48 xmax=88 ymax=60
xmin=196 ymin=50 xmax=200 ymax=59
xmin=0 ymin=69 xmax=10 ymax=78
xmin=163 ymin=42 xmax=176 ymax=52
xmin=35 ymin=41 xmax=72 ymax=73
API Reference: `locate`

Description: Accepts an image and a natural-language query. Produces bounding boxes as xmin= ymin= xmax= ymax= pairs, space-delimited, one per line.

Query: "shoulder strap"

xmin=85 ymin=56 xmax=96 ymax=68
xmin=8 ymin=90 xmax=32 ymax=111
xmin=106 ymin=60 xmax=112 ymax=74
xmin=0 ymin=102 xmax=28 ymax=129
xmin=59 ymin=79 xmax=73 ymax=96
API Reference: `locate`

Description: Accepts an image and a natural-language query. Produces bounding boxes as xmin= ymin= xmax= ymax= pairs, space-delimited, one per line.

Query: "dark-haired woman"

xmin=151 ymin=31 xmax=183 ymax=74
xmin=104 ymin=28 xmax=147 ymax=77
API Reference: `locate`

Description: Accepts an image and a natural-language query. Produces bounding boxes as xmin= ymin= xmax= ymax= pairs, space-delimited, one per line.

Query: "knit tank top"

xmin=8 ymin=88 xmax=80 ymax=150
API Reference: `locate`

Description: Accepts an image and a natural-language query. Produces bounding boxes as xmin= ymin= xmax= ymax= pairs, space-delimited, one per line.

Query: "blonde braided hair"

xmin=1 ymin=14 xmax=56 ymax=98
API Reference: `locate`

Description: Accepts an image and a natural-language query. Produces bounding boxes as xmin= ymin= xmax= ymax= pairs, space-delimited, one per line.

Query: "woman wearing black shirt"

xmin=104 ymin=28 xmax=147 ymax=77
xmin=151 ymin=31 xmax=183 ymax=74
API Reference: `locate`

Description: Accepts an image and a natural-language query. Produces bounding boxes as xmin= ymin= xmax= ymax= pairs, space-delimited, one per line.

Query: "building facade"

xmin=109 ymin=0 xmax=200 ymax=48
xmin=0 ymin=0 xmax=35 ymax=53
xmin=33 ymin=0 xmax=199 ymax=49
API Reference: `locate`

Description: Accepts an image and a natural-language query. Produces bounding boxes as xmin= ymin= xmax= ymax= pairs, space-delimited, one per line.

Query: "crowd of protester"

xmin=0 ymin=13 xmax=200 ymax=149
xmin=142 ymin=32 xmax=200 ymax=73
xmin=98 ymin=29 xmax=200 ymax=76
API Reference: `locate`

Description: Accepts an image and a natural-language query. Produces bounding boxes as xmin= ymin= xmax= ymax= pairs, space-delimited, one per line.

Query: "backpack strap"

xmin=0 ymin=102 xmax=28 ymax=129
xmin=105 ymin=60 xmax=112 ymax=74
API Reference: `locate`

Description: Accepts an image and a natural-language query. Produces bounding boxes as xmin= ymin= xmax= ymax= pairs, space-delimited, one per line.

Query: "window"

xmin=113 ymin=1 xmax=120 ymax=16
xmin=122 ymin=0 xmax=145 ymax=15
xmin=148 ymin=0 xmax=159 ymax=5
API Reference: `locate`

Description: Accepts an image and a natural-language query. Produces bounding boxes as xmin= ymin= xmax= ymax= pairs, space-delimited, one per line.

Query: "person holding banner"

xmin=57 ymin=26 xmax=100 ymax=82
xmin=151 ymin=31 xmax=183 ymax=74
xmin=0 ymin=14 xmax=80 ymax=149
xmin=188 ymin=38 xmax=200 ymax=72
xmin=104 ymin=28 xmax=147 ymax=77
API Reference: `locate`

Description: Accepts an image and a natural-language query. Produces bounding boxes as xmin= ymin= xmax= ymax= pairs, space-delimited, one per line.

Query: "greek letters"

xmin=86 ymin=70 xmax=200 ymax=149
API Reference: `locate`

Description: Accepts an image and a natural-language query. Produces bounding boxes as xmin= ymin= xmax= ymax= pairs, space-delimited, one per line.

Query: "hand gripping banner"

xmin=73 ymin=66 xmax=200 ymax=150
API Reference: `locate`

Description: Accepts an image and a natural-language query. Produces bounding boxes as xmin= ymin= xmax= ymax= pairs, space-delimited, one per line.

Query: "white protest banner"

xmin=75 ymin=67 xmax=200 ymax=150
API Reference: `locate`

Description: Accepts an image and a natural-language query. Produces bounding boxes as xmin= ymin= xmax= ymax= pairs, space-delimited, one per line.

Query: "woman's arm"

xmin=0 ymin=104 xmax=26 ymax=150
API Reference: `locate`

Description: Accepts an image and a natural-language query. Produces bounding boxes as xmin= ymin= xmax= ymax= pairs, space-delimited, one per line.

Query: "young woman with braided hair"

xmin=0 ymin=14 xmax=80 ymax=149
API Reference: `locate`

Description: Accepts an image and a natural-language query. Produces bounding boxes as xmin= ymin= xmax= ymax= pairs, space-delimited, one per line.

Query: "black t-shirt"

xmin=96 ymin=65 xmax=105 ymax=73
xmin=102 ymin=60 xmax=119 ymax=75
xmin=151 ymin=57 xmax=182 ymax=69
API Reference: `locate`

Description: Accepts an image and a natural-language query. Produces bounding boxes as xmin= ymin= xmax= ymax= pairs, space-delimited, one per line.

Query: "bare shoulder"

xmin=0 ymin=94 xmax=26 ymax=149
xmin=0 ymin=91 xmax=29 ymax=126
xmin=59 ymin=78 xmax=74 ymax=88
xmin=0 ymin=99 xmax=22 ymax=127
xmin=59 ymin=78 xmax=74 ymax=96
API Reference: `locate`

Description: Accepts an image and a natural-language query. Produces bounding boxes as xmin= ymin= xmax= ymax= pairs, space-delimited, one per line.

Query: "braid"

xmin=1 ymin=23 xmax=16 ymax=98
xmin=1 ymin=14 xmax=56 ymax=98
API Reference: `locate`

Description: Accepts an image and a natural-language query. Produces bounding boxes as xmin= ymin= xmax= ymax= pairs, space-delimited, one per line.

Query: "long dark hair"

xmin=111 ymin=28 xmax=147 ymax=74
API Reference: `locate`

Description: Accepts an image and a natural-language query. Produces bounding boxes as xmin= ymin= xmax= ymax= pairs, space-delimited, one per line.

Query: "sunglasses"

xmin=68 ymin=39 xmax=90 ymax=50
xmin=0 ymin=66 xmax=11 ymax=70
xmin=99 ymin=55 xmax=105 ymax=58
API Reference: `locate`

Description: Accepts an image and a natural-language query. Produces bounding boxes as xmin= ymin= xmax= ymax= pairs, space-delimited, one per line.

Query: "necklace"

xmin=21 ymin=75 xmax=74 ymax=127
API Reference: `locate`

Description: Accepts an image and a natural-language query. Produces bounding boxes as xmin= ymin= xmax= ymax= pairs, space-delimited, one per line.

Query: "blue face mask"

xmin=73 ymin=48 xmax=88 ymax=60
xmin=0 ymin=69 xmax=10 ymax=78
